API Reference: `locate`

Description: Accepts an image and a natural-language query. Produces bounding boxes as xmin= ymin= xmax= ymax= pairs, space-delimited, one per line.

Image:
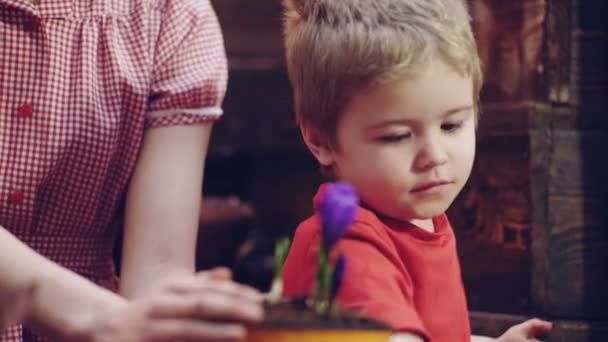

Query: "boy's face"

xmin=309 ymin=59 xmax=476 ymax=221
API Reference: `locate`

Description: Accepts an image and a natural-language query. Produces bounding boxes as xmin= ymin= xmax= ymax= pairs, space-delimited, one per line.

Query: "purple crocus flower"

xmin=317 ymin=182 xmax=359 ymax=250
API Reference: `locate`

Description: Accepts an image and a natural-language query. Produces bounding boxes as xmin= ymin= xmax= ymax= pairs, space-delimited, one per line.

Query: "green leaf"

xmin=274 ymin=238 xmax=292 ymax=278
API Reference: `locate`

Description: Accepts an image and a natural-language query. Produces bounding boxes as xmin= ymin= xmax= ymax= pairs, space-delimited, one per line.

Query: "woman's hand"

xmin=77 ymin=268 xmax=263 ymax=342
xmin=0 ymin=284 xmax=34 ymax=332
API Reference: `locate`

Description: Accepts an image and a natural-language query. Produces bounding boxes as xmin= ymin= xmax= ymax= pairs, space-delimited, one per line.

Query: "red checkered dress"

xmin=0 ymin=0 xmax=227 ymax=340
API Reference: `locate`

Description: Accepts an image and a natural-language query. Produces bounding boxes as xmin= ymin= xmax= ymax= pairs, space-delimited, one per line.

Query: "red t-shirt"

xmin=282 ymin=197 xmax=470 ymax=341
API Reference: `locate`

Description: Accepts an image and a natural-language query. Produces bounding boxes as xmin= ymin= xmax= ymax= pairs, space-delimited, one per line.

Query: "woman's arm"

xmin=0 ymin=226 xmax=262 ymax=341
xmin=0 ymin=226 xmax=124 ymax=339
xmin=120 ymin=123 xmax=212 ymax=298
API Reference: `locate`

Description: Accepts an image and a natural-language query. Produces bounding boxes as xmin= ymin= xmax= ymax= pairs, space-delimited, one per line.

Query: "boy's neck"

xmin=410 ymin=219 xmax=435 ymax=233
xmin=367 ymin=205 xmax=437 ymax=233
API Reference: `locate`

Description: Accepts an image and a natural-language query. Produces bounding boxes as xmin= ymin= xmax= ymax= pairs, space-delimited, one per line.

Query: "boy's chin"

xmin=406 ymin=203 xmax=451 ymax=220
xmin=378 ymin=205 xmax=449 ymax=223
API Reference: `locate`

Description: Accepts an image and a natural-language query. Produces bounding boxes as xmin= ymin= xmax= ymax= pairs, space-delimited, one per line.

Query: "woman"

xmin=0 ymin=0 xmax=262 ymax=340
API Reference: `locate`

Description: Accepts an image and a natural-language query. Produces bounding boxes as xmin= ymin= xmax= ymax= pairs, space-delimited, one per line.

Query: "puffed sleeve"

xmin=146 ymin=0 xmax=228 ymax=128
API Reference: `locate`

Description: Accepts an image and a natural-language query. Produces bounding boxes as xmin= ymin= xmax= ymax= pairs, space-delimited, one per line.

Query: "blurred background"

xmin=131 ymin=0 xmax=608 ymax=340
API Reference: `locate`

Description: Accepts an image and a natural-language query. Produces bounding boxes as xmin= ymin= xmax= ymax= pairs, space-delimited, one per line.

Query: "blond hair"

xmin=283 ymin=0 xmax=482 ymax=147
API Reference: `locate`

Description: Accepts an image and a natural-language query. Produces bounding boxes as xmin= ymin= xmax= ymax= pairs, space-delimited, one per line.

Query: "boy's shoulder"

xmin=294 ymin=207 xmax=392 ymax=245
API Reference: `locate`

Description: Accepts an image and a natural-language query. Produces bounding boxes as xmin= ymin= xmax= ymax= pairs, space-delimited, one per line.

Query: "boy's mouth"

xmin=410 ymin=180 xmax=453 ymax=193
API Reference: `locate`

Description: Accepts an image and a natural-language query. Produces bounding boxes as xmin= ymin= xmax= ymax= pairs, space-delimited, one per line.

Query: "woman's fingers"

xmin=124 ymin=272 xmax=263 ymax=341
xmin=148 ymin=290 xmax=263 ymax=323
xmin=165 ymin=274 xmax=262 ymax=303
xmin=203 ymin=267 xmax=233 ymax=280
xmin=145 ymin=319 xmax=247 ymax=342
xmin=149 ymin=294 xmax=263 ymax=323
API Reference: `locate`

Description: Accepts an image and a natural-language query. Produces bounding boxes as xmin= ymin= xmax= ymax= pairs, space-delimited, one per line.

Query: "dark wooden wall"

xmin=208 ymin=0 xmax=608 ymax=339
xmin=456 ymin=0 xmax=608 ymax=339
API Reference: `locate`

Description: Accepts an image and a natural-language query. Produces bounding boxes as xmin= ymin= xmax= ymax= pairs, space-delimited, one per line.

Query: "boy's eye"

xmin=441 ymin=121 xmax=464 ymax=132
xmin=378 ymin=133 xmax=411 ymax=143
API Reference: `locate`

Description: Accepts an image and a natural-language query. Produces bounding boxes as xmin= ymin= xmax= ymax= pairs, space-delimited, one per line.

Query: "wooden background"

xmin=207 ymin=0 xmax=608 ymax=339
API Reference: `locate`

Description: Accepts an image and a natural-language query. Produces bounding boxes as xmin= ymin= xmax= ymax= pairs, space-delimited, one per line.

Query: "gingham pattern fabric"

xmin=0 ymin=0 xmax=227 ymax=340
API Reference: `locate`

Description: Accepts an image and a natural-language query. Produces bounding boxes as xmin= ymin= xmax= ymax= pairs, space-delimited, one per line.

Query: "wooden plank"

xmin=530 ymin=128 xmax=552 ymax=315
xmin=210 ymin=70 xmax=301 ymax=154
xmin=548 ymin=130 xmax=608 ymax=197
xmin=248 ymin=150 xmax=323 ymax=238
xmin=478 ymin=102 xmax=547 ymax=135
xmin=468 ymin=0 xmax=547 ymax=102
xmin=211 ymin=0 xmax=284 ymax=70
xmin=452 ymin=125 xmax=608 ymax=317
xmin=532 ymin=129 xmax=608 ymax=319
xmin=503 ymin=129 xmax=608 ymax=320
xmin=477 ymin=102 xmax=576 ymax=134
xmin=449 ymin=132 xmax=533 ymax=314
xmin=546 ymin=0 xmax=608 ymax=128
xmin=470 ymin=311 xmax=533 ymax=338
xmin=571 ymin=31 xmax=608 ymax=117
xmin=546 ymin=195 xmax=608 ymax=319
xmin=550 ymin=320 xmax=608 ymax=342
xmin=470 ymin=311 xmax=608 ymax=340
xmin=546 ymin=0 xmax=574 ymax=104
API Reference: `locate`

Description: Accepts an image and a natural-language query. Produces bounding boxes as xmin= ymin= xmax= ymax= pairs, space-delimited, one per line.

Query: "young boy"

xmin=280 ymin=0 xmax=552 ymax=341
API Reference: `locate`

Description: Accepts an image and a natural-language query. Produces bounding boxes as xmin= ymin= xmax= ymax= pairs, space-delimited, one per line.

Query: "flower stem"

xmin=314 ymin=245 xmax=332 ymax=313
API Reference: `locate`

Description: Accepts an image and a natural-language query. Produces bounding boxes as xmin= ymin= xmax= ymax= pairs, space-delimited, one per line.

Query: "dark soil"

xmin=259 ymin=297 xmax=390 ymax=330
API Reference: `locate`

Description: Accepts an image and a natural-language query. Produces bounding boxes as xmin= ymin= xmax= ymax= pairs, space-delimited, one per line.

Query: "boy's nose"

xmin=413 ymin=141 xmax=448 ymax=172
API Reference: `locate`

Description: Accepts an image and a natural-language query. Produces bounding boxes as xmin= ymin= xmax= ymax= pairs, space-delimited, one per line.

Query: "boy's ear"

xmin=300 ymin=126 xmax=334 ymax=166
